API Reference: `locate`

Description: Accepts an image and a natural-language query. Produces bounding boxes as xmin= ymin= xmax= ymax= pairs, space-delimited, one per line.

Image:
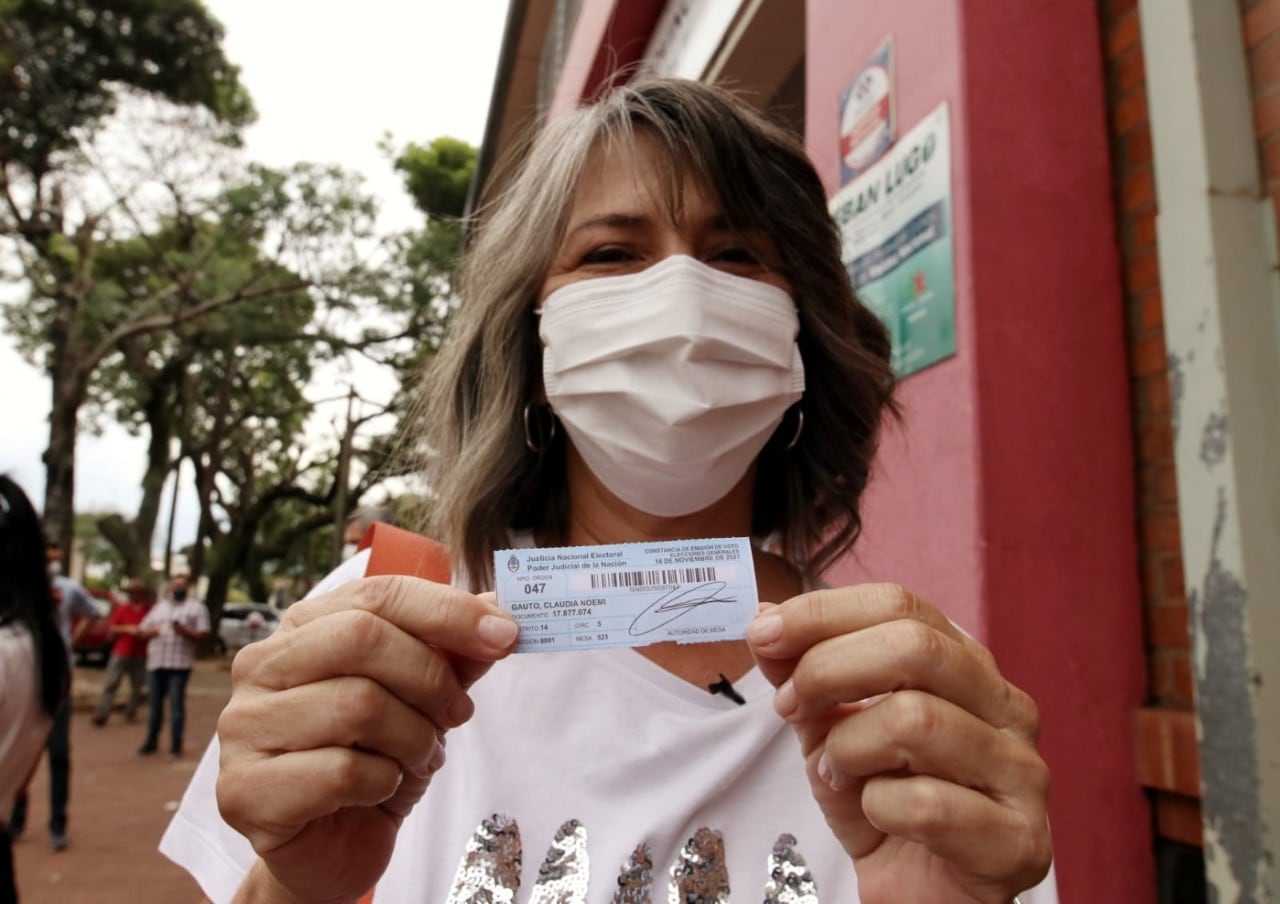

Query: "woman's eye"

xmin=711 ymin=246 xmax=761 ymax=265
xmin=580 ymin=246 xmax=635 ymax=265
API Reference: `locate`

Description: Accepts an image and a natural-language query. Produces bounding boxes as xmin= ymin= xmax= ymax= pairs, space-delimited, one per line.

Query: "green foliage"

xmin=1 ymin=103 xmax=393 ymax=573
xmin=0 ymin=0 xmax=254 ymax=176
xmin=0 ymin=0 xmax=253 ymax=553
xmin=4 ymin=160 xmax=363 ymax=437
xmin=0 ymin=0 xmax=463 ymax=585
xmin=249 ymin=495 xmax=339 ymax=593
xmin=393 ymin=136 xmax=476 ymax=220
xmin=371 ymin=135 xmax=479 ymax=433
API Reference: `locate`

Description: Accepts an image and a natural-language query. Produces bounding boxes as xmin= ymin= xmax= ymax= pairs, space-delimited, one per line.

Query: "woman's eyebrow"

xmin=563 ymin=213 xmax=651 ymax=238
xmin=690 ymin=212 xmax=760 ymax=236
xmin=562 ymin=210 xmax=756 ymax=240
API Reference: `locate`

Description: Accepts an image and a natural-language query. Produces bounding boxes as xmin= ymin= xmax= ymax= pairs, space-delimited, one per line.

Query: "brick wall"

xmin=1244 ymin=2 xmax=1280 ymax=248
xmin=1099 ymin=0 xmax=1280 ymax=889
xmin=1096 ymin=0 xmax=1202 ymax=852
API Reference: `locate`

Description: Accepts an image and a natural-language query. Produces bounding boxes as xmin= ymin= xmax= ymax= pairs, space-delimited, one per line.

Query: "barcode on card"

xmin=588 ymin=567 xmax=719 ymax=589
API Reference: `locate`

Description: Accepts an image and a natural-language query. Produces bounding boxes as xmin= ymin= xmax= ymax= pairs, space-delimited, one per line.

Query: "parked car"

xmin=72 ymin=590 xmax=116 ymax=667
xmin=216 ymin=602 xmax=281 ymax=653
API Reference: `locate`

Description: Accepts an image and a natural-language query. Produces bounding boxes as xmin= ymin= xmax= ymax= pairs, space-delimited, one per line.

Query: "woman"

xmin=0 ymin=477 xmax=69 ymax=903
xmin=164 ymin=79 xmax=1054 ymax=902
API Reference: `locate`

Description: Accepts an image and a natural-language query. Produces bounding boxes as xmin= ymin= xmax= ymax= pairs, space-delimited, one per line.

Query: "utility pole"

xmin=332 ymin=387 xmax=357 ymax=567
xmin=163 ymin=455 xmax=182 ymax=579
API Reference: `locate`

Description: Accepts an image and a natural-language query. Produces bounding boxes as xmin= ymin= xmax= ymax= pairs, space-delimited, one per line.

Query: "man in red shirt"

xmin=90 ymin=578 xmax=152 ymax=726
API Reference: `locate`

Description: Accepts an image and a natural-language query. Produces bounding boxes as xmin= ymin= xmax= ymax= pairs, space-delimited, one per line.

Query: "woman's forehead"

xmin=567 ymin=134 xmax=720 ymax=224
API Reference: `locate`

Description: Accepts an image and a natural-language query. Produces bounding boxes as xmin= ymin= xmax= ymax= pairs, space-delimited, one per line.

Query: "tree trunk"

xmin=38 ymin=237 xmax=90 ymax=561
xmin=131 ymin=390 xmax=177 ymax=562
xmin=202 ymin=558 xmax=234 ymax=629
xmin=93 ymin=357 xmax=186 ymax=577
xmin=187 ymin=365 xmax=235 ymax=580
xmin=42 ymin=389 xmax=78 ymax=562
xmin=42 ymin=326 xmax=86 ymax=562
xmin=188 ymin=466 xmax=213 ymax=582
xmin=203 ymin=523 xmax=254 ymax=626
xmin=96 ymin=514 xmax=149 ymax=578
xmin=243 ymin=555 xmax=269 ymax=603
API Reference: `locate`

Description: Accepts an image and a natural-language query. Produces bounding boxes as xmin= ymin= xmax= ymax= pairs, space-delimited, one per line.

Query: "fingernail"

xmin=408 ymin=738 xmax=446 ymax=778
xmin=816 ymin=751 xmax=845 ymax=791
xmin=774 ymin=680 xmax=798 ymax=718
xmin=446 ymin=692 xmax=474 ymax=726
xmin=478 ymin=614 xmax=519 ymax=649
xmin=747 ymin=613 xmax=782 ymax=646
xmin=816 ymin=750 xmax=832 ymax=784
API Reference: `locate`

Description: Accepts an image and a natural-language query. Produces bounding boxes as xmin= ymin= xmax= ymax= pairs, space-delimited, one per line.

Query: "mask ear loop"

xmin=524 ymin=403 xmax=558 ymax=453
xmin=783 ymin=408 xmax=804 ymax=451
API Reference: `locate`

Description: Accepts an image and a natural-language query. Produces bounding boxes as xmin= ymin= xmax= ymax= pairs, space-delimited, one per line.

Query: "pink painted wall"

xmin=548 ymin=0 xmax=618 ymax=119
xmin=550 ymin=0 xmax=1155 ymax=896
xmin=808 ymin=1 xmax=1154 ymax=900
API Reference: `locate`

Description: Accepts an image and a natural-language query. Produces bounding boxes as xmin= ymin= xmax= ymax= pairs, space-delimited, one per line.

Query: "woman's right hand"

xmin=216 ymin=576 xmax=519 ymax=904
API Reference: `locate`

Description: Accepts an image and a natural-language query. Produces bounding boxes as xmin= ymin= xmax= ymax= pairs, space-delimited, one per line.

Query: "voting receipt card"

xmin=494 ymin=538 xmax=758 ymax=653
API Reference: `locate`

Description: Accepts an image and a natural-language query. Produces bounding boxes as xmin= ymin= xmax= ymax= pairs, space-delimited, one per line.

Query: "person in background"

xmin=137 ymin=572 xmax=209 ymax=758
xmin=340 ymin=505 xmax=398 ymax=560
xmin=91 ymin=577 xmax=152 ymax=726
xmin=8 ymin=539 xmax=95 ymax=853
xmin=0 ymin=476 xmax=69 ymax=900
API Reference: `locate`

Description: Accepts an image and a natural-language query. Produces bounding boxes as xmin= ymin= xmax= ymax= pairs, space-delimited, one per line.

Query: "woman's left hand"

xmin=747 ymin=583 xmax=1052 ymax=904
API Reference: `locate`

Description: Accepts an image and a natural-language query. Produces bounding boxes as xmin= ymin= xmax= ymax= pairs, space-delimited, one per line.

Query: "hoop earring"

xmin=523 ymin=403 xmax=557 ymax=453
xmin=783 ymin=408 xmax=804 ymax=451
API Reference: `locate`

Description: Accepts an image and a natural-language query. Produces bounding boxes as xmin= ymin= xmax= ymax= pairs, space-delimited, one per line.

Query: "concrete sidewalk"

xmin=12 ymin=658 xmax=232 ymax=903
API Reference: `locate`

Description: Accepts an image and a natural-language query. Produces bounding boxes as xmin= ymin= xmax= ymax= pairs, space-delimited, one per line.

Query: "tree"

xmin=75 ymin=158 xmax=387 ymax=585
xmin=393 ymin=137 xmax=476 ymax=223
xmin=0 ymin=0 xmax=253 ymax=179
xmin=1 ymin=0 xmax=472 ymax=588
xmin=0 ymin=96 xmax=389 ymax=569
xmin=1 ymin=0 xmax=252 ymax=555
xmin=169 ymin=130 xmax=477 ymax=610
xmin=73 ymin=510 xmax=125 ymax=587
xmin=367 ymin=135 xmax=478 ymax=440
xmin=83 ymin=220 xmax=316 ymax=579
xmin=181 ymin=322 xmax=319 ymax=617
xmin=179 ymin=136 xmax=482 ymax=603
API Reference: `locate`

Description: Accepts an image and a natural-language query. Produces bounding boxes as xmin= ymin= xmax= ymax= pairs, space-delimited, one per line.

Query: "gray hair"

xmin=415 ymin=78 xmax=896 ymax=589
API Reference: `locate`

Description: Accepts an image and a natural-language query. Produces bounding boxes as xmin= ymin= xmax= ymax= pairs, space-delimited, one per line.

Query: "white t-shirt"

xmin=161 ymin=550 xmax=1059 ymax=902
xmin=0 ymin=625 xmax=53 ymax=818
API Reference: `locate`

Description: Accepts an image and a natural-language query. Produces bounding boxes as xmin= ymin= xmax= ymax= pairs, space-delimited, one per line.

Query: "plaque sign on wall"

xmin=830 ymin=103 xmax=956 ymax=378
xmin=839 ymin=36 xmax=896 ymax=184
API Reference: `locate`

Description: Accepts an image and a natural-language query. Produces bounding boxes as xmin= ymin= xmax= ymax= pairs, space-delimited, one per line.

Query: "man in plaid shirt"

xmin=138 ymin=573 xmax=209 ymax=758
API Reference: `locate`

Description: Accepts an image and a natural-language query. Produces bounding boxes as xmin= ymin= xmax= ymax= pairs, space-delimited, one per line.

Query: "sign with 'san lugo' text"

xmin=830 ymin=102 xmax=956 ymax=378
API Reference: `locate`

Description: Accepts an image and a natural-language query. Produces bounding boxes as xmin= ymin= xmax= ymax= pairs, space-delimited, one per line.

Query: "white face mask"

xmin=539 ymin=255 xmax=804 ymax=517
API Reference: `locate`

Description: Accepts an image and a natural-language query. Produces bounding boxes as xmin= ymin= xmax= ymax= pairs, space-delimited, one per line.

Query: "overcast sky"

xmin=1 ymin=0 xmax=510 ymax=545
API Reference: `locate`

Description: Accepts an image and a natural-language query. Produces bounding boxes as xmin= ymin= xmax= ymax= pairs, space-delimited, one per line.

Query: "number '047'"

xmin=523 ymin=582 xmax=546 ymax=595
